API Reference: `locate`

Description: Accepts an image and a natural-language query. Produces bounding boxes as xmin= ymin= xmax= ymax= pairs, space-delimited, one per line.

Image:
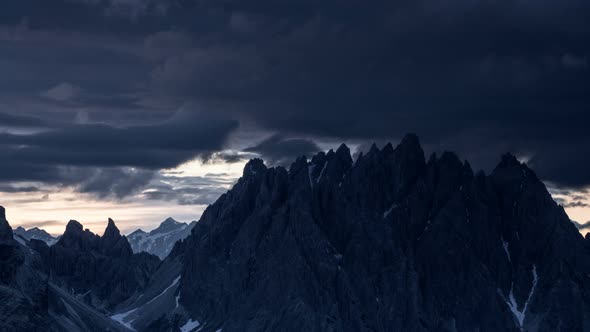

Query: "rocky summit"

xmin=43 ymin=218 xmax=161 ymax=312
xmin=128 ymin=217 xmax=196 ymax=259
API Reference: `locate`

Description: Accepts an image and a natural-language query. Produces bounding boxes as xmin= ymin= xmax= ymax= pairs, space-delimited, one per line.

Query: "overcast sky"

xmin=1 ymin=0 xmax=589 ymax=235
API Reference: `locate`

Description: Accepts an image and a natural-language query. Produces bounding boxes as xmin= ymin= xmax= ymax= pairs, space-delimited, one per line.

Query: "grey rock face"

xmin=128 ymin=218 xmax=196 ymax=259
xmin=161 ymin=134 xmax=590 ymax=332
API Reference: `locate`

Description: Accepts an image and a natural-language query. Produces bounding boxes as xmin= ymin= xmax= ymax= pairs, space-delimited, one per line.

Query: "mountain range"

xmin=127 ymin=218 xmax=196 ymax=259
xmin=9 ymin=217 xmax=195 ymax=259
xmin=0 ymin=207 xmax=137 ymax=331
xmin=14 ymin=226 xmax=59 ymax=246
xmin=2 ymin=134 xmax=590 ymax=331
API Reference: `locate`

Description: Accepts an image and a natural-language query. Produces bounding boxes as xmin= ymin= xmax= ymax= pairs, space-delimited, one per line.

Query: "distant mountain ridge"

xmin=127 ymin=217 xmax=196 ymax=259
xmin=14 ymin=226 xmax=59 ymax=246
xmin=40 ymin=218 xmax=161 ymax=312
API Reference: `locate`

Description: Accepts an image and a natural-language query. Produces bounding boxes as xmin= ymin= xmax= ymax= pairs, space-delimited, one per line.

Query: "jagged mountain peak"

xmin=128 ymin=217 xmax=196 ymax=258
xmin=13 ymin=226 xmax=58 ymax=246
xmin=103 ymin=218 xmax=122 ymax=238
xmin=163 ymin=217 xmax=179 ymax=224
xmin=395 ymin=133 xmax=425 ymax=160
xmin=381 ymin=142 xmax=395 ymax=154
xmin=129 ymin=228 xmax=147 ymax=236
xmin=400 ymin=132 xmax=420 ymax=146
xmin=41 ymin=218 xmax=160 ymax=315
xmin=0 ymin=206 xmax=16 ymax=246
xmin=151 ymin=217 xmax=187 ymax=235
xmin=59 ymin=220 xmax=100 ymax=251
xmin=65 ymin=219 xmax=83 ymax=233
xmin=101 ymin=218 xmax=132 ymax=257
xmin=496 ymin=152 xmax=522 ymax=170
xmin=243 ymin=158 xmax=267 ymax=177
xmin=336 ymin=142 xmax=351 ymax=157
xmin=289 ymin=155 xmax=309 ymax=173
xmin=368 ymin=142 xmax=380 ymax=155
xmin=438 ymin=150 xmax=462 ymax=164
xmin=160 ymin=217 xmax=182 ymax=228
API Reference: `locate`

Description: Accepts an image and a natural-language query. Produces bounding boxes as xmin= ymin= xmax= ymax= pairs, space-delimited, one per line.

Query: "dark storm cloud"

xmin=0 ymin=185 xmax=41 ymax=193
xmin=17 ymin=220 xmax=62 ymax=229
xmin=78 ymin=168 xmax=155 ymax=199
xmin=0 ymin=108 xmax=238 ymax=198
xmin=202 ymin=151 xmax=255 ymax=164
xmin=127 ymin=0 xmax=590 ymax=187
xmin=566 ymin=201 xmax=590 ymax=208
xmin=0 ymin=110 xmax=238 ymax=170
xmin=0 ymin=112 xmax=48 ymax=128
xmin=245 ymin=134 xmax=321 ymax=165
xmin=1 ymin=0 xmax=590 ymax=190
xmin=142 ymin=174 xmax=234 ymax=206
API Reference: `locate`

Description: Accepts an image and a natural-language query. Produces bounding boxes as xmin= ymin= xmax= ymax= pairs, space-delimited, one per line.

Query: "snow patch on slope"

xmin=110 ymin=275 xmax=181 ymax=330
xmin=147 ymin=276 xmax=181 ymax=305
xmin=14 ymin=234 xmax=26 ymax=246
xmin=110 ymin=308 xmax=137 ymax=331
xmin=383 ymin=203 xmax=398 ymax=218
xmin=502 ymin=238 xmax=511 ymax=263
xmin=127 ymin=219 xmax=195 ymax=258
xmin=506 ymin=265 xmax=538 ymax=329
xmin=317 ymin=161 xmax=328 ymax=183
xmin=180 ymin=319 xmax=200 ymax=332
xmin=308 ymin=163 xmax=316 ymax=188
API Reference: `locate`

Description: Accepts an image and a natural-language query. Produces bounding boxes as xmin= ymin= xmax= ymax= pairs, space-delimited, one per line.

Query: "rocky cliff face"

xmin=0 ymin=206 xmax=49 ymax=330
xmin=0 ymin=206 xmax=15 ymax=246
xmin=0 ymin=206 xmax=131 ymax=331
xmin=161 ymin=134 xmax=590 ymax=332
xmin=46 ymin=218 xmax=161 ymax=312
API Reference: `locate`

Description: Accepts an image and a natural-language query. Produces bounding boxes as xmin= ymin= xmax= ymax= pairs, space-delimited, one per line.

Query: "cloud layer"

xmin=0 ymin=0 xmax=589 ymax=216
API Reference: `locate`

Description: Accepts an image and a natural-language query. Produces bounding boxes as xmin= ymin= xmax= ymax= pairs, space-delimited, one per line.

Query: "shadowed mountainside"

xmin=114 ymin=134 xmax=590 ymax=332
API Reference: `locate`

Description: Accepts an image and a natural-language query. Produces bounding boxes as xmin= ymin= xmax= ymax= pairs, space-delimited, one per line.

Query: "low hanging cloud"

xmin=201 ymin=150 xmax=256 ymax=164
xmin=0 ymin=112 xmax=49 ymax=128
xmin=40 ymin=82 xmax=81 ymax=102
xmin=0 ymin=109 xmax=238 ymax=171
xmin=78 ymin=167 xmax=155 ymax=199
xmin=0 ymin=185 xmax=41 ymax=193
xmin=245 ymin=134 xmax=321 ymax=165
xmin=0 ymin=109 xmax=238 ymax=198
xmin=566 ymin=201 xmax=590 ymax=208
xmin=141 ymin=173 xmax=236 ymax=206
xmin=573 ymin=220 xmax=590 ymax=232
